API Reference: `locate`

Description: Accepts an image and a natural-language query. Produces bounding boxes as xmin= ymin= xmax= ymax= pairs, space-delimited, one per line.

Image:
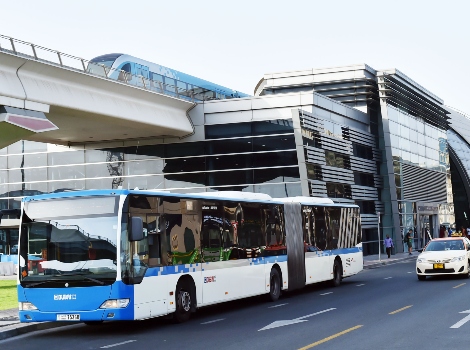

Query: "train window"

xmin=150 ymin=72 xmax=164 ymax=92
xmin=165 ymin=78 xmax=176 ymax=93
xmin=120 ymin=63 xmax=131 ymax=73
xmin=118 ymin=63 xmax=132 ymax=82
xmin=176 ymin=80 xmax=187 ymax=93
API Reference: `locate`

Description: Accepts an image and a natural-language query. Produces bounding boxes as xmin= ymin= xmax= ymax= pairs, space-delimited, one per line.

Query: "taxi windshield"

xmin=425 ymin=240 xmax=464 ymax=252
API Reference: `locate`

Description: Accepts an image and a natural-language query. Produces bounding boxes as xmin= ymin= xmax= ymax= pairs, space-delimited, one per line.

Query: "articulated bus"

xmin=10 ymin=189 xmax=362 ymax=324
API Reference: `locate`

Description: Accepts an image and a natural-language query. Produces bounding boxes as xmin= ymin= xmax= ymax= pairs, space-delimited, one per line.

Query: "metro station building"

xmin=0 ymin=36 xmax=469 ymax=258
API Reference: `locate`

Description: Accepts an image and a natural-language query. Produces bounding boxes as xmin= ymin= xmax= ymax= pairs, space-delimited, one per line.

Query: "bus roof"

xmin=22 ymin=189 xmax=358 ymax=207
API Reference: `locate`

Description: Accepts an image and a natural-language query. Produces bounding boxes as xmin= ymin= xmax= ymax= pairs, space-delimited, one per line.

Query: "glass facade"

xmin=0 ymin=120 xmax=301 ymax=209
xmin=387 ymin=106 xmax=448 ymax=173
xmin=386 ymin=105 xmax=451 ymax=242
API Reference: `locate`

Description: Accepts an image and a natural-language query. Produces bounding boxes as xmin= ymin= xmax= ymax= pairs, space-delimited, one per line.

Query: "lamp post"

xmin=377 ymin=212 xmax=381 ymax=262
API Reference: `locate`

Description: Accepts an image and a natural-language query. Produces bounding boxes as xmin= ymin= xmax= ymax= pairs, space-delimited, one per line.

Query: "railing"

xmin=0 ymin=34 xmax=223 ymax=103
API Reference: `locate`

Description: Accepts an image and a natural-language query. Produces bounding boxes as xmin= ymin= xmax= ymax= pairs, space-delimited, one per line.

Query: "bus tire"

xmin=330 ymin=259 xmax=342 ymax=287
xmin=174 ymin=280 xmax=192 ymax=323
xmin=268 ymin=268 xmax=281 ymax=301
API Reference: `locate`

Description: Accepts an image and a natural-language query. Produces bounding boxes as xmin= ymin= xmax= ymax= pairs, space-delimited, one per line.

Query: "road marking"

xmin=407 ymin=272 xmax=413 ymax=274
xmin=356 ymin=284 xmax=365 ymax=287
xmin=258 ymin=308 xmax=335 ymax=331
xmin=384 ymin=277 xmax=392 ymax=279
xmin=268 ymin=303 xmax=288 ymax=308
xmin=295 ymin=309 xmax=336 ymax=320
xmin=201 ymin=318 xmax=225 ymax=324
xmin=389 ymin=305 xmax=412 ymax=315
xmin=453 ymin=283 xmax=466 ymax=289
xmin=450 ymin=310 xmax=470 ymax=328
xmin=320 ymin=292 xmax=333 ymax=295
xmin=298 ymin=325 xmax=363 ymax=349
xmin=100 ymin=340 xmax=136 ymax=348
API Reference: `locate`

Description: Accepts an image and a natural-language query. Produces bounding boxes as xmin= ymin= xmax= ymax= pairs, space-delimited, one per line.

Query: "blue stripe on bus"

xmin=144 ymin=264 xmax=200 ymax=277
xmin=264 ymin=256 xmax=288 ymax=264
xmin=143 ymin=246 xmax=361 ymax=277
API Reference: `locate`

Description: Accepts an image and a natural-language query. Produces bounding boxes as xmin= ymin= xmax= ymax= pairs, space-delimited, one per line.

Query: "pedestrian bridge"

xmin=0 ymin=34 xmax=196 ymax=148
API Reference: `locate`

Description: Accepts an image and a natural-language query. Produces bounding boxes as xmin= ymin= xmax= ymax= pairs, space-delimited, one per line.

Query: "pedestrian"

xmin=405 ymin=229 xmax=413 ymax=255
xmin=448 ymin=227 xmax=453 ymax=237
xmin=384 ymin=234 xmax=393 ymax=258
xmin=439 ymin=225 xmax=446 ymax=238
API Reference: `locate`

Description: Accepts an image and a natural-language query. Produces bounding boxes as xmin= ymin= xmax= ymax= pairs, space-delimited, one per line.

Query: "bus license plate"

xmin=56 ymin=314 xmax=80 ymax=321
xmin=433 ymin=263 xmax=444 ymax=269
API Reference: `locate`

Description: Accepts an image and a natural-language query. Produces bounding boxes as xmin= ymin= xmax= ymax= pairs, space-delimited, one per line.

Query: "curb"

xmin=0 ymin=321 xmax=70 ymax=341
xmin=364 ymin=256 xmax=416 ymax=269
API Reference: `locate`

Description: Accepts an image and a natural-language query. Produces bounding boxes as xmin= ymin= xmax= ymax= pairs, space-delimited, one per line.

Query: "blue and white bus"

xmin=87 ymin=54 xmax=250 ymax=101
xmin=11 ymin=189 xmax=362 ymax=324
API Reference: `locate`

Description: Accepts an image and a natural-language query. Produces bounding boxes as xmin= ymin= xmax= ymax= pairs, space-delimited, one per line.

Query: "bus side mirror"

xmin=129 ymin=217 xmax=144 ymax=241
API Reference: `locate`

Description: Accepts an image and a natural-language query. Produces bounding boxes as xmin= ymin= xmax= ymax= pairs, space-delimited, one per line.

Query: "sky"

xmin=2 ymin=0 xmax=470 ymax=113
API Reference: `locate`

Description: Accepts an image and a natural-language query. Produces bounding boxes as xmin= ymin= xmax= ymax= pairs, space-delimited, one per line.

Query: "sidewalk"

xmin=0 ymin=251 xmax=416 ymax=341
xmin=363 ymin=250 xmax=417 ymax=269
xmin=0 ymin=274 xmax=66 ymax=340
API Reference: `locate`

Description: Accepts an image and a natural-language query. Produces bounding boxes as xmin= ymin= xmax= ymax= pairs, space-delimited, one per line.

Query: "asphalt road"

xmin=2 ymin=260 xmax=470 ymax=350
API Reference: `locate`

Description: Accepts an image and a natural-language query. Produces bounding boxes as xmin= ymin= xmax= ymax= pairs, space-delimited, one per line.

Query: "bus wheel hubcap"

xmin=180 ymin=291 xmax=191 ymax=312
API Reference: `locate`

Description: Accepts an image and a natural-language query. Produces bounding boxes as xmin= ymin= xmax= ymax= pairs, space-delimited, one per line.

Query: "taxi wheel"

xmin=465 ymin=261 xmax=470 ymax=279
xmin=417 ymin=274 xmax=426 ymax=281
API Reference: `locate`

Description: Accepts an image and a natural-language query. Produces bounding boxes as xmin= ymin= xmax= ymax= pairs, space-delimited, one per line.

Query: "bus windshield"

xmin=19 ymin=196 xmax=119 ymax=288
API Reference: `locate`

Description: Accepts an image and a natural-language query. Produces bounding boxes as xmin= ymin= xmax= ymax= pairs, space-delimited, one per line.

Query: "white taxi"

xmin=416 ymin=237 xmax=470 ymax=281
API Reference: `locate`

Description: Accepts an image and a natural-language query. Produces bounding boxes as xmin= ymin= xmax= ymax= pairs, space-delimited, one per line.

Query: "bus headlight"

xmin=99 ymin=299 xmax=130 ymax=309
xmin=19 ymin=302 xmax=38 ymax=310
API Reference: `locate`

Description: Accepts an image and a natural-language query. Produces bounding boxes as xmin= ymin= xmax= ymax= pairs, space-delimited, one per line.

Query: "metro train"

xmin=87 ymin=53 xmax=249 ymax=101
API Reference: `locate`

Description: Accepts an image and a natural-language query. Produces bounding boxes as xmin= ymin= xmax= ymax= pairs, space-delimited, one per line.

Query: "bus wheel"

xmin=175 ymin=281 xmax=192 ymax=323
xmin=269 ymin=268 xmax=281 ymax=301
xmin=330 ymin=260 xmax=342 ymax=287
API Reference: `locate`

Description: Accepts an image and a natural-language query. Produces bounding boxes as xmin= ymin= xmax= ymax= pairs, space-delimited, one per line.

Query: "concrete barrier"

xmin=0 ymin=261 xmax=15 ymax=275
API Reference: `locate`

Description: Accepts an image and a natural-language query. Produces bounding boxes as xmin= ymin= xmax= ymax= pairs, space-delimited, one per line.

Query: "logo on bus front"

xmin=204 ymin=276 xmax=216 ymax=283
xmin=54 ymin=294 xmax=77 ymax=301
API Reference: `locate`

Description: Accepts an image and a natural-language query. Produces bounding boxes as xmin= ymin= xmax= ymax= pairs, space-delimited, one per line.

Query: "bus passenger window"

xmin=314 ymin=207 xmax=328 ymax=251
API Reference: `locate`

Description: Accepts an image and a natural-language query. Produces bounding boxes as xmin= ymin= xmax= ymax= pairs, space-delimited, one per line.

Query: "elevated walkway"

xmin=0 ymin=34 xmax=195 ymax=147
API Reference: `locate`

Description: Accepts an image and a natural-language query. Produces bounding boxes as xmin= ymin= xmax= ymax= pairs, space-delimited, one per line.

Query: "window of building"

xmin=326 ymin=183 xmax=352 ymax=199
xmin=325 ymin=151 xmax=350 ymax=169
xmin=352 ymin=143 xmax=373 ymax=160
xmin=356 ymin=201 xmax=376 ymax=214
xmin=205 ymin=120 xmax=293 ymax=140
xmin=301 ymin=130 xmax=321 ymax=149
xmin=306 ymin=163 xmax=322 ymax=181
xmin=354 ymin=172 xmax=375 ymax=187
